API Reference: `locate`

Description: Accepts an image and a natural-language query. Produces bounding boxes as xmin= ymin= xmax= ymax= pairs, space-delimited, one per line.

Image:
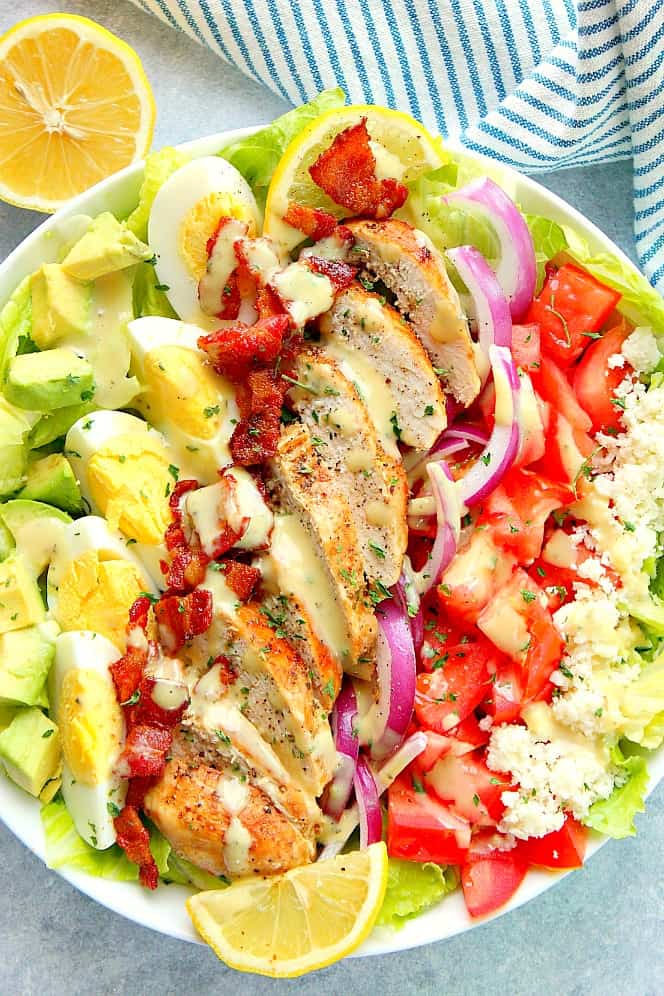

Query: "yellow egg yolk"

xmin=55 ymin=550 xmax=145 ymax=650
xmin=140 ymin=345 xmax=223 ymax=439
xmin=179 ymin=191 xmax=256 ymax=280
xmin=60 ymin=669 xmax=124 ymax=785
xmin=87 ymin=432 xmax=173 ymax=545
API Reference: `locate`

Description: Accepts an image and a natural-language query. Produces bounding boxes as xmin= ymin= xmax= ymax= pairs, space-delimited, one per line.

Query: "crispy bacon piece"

xmin=125 ymin=777 xmax=155 ymax=811
xmin=230 ymin=368 xmax=287 ymax=466
xmin=114 ymin=804 xmax=159 ymax=890
xmin=306 ymin=255 xmax=357 ymax=293
xmin=283 ymin=201 xmax=338 ymax=240
xmin=170 ymin=479 xmax=200 ymax=518
xmin=123 ymin=724 xmax=173 ymax=778
xmin=255 ymin=284 xmax=285 ymax=319
xmin=124 ymin=675 xmax=189 ymax=731
xmin=198 ymin=315 xmax=289 ymax=381
xmin=154 ymin=589 xmax=214 ymax=653
xmin=309 ymin=119 xmax=408 ymax=219
xmin=165 ymin=547 xmax=209 ymax=592
xmin=216 ymin=560 xmax=260 ymax=601
xmin=127 ymin=595 xmax=151 ymax=632
xmin=110 ymin=644 xmax=147 ymax=705
xmin=213 ymin=654 xmax=239 ymax=687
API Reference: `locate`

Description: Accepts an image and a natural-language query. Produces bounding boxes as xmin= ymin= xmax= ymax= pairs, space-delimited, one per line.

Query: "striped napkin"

xmin=131 ymin=0 xmax=664 ymax=293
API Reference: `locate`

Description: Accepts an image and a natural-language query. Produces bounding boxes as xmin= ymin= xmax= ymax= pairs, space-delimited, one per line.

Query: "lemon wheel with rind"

xmin=187 ymin=841 xmax=389 ymax=978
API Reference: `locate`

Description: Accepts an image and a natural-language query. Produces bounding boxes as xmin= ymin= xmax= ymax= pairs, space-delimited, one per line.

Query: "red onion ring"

xmin=458 ymin=345 xmax=520 ymax=508
xmin=371 ymin=592 xmax=417 ymax=760
xmin=354 ymin=755 xmax=382 ymax=849
xmin=324 ymin=680 xmax=359 ymax=819
xmin=444 ymin=177 xmax=537 ymax=320
xmin=410 ymin=462 xmax=462 ymax=596
xmin=444 ymin=424 xmax=490 ymax=446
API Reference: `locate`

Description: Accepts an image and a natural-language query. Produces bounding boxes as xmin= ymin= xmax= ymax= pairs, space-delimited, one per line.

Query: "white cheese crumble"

xmin=621 ymin=325 xmax=661 ymax=374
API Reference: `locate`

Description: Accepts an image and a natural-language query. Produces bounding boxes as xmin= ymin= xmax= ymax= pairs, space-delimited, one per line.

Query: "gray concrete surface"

xmin=0 ymin=2 xmax=661 ymax=993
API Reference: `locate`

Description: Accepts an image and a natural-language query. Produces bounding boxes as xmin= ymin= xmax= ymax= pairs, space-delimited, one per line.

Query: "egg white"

xmin=51 ymin=630 xmax=127 ymax=849
xmin=148 ymin=157 xmax=260 ymax=328
xmin=127 ymin=316 xmax=239 ymax=484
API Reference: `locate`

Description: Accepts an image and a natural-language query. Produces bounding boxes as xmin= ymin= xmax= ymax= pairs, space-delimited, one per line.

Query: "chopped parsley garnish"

xmin=390 ymin=411 xmax=402 ymax=441
xmin=369 ymin=541 xmax=386 ymax=560
xmin=521 ymin=589 xmax=536 ymax=603
xmin=203 ymin=404 xmax=220 ymax=417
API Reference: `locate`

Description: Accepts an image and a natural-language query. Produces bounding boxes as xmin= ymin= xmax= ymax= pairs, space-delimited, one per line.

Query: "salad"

xmin=1 ymin=89 xmax=664 ymax=976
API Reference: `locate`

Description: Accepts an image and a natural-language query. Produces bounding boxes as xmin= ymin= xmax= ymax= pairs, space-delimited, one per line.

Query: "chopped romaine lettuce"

xmin=41 ymin=797 xmax=171 ymax=881
xmin=217 ymin=88 xmax=346 ymax=205
xmin=0 ymin=276 xmax=32 ymax=381
xmin=525 ymin=214 xmax=568 ymax=292
xmin=584 ymin=746 xmax=649 ymax=839
xmin=166 ymin=852 xmax=229 ymax=891
xmin=132 ymin=260 xmax=178 ymax=320
xmin=376 ymin=858 xmax=458 ymax=929
xmin=126 ymin=147 xmax=189 ymax=242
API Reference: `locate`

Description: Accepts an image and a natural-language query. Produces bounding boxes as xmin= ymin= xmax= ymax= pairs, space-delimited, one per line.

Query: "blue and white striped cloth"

xmin=131 ymin=0 xmax=664 ymax=292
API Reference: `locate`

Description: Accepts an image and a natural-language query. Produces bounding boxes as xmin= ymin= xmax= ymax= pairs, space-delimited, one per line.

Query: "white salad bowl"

xmin=0 ymin=127 xmax=662 ymax=957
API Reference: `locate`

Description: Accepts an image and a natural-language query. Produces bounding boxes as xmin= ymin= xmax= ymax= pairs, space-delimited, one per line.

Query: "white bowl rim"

xmin=0 ymin=126 xmax=661 ymax=960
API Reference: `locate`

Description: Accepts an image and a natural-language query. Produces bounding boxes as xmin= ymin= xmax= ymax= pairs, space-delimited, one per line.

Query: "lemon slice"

xmin=0 ymin=14 xmax=155 ymax=212
xmin=264 ymin=105 xmax=447 ymax=250
xmin=187 ymin=842 xmax=389 ymax=978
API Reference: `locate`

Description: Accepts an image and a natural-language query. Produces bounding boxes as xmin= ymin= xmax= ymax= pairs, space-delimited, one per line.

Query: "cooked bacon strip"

xmin=198 ymin=315 xmax=289 ymax=381
xmin=124 ymin=675 xmax=189 ymax=731
xmin=164 ymin=547 xmax=209 ymax=592
xmin=216 ymin=560 xmax=261 ymax=601
xmin=114 ymin=804 xmax=159 ymax=889
xmin=110 ymin=645 xmax=147 ymax=705
xmin=230 ymin=368 xmax=287 ymax=466
xmin=305 ymin=255 xmax=357 ymax=293
xmin=155 ymin=589 xmax=214 ymax=653
xmin=123 ymin=724 xmax=174 ymax=779
xmin=283 ymin=201 xmax=338 ymax=240
xmin=309 ymin=119 xmax=408 ymax=220
xmin=198 ymin=217 xmax=249 ymax=319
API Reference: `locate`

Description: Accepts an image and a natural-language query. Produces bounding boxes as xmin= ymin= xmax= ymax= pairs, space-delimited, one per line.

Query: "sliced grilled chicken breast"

xmin=144 ymin=734 xmax=315 ymax=878
xmin=318 ymin=283 xmax=447 ymax=451
xmin=267 ymin=422 xmax=377 ymax=679
xmin=287 ymin=351 xmax=408 ymax=587
xmin=345 ymin=218 xmax=480 ymax=406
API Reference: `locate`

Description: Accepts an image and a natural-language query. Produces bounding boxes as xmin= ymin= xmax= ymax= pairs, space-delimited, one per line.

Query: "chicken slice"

xmin=287 ymin=350 xmax=408 ymax=587
xmin=267 ymin=423 xmax=377 ymax=679
xmin=318 ymin=283 xmax=447 ymax=451
xmin=345 ymin=218 xmax=480 ymax=406
xmin=143 ymin=734 xmax=315 ymax=878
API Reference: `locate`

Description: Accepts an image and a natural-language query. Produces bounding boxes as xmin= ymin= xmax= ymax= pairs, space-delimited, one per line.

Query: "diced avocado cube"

xmin=0 ymin=398 xmax=32 ymax=498
xmin=0 ymin=707 xmax=60 ymax=797
xmin=0 ymin=703 xmax=19 ymax=732
xmin=30 ymin=264 xmax=91 ymax=350
xmin=62 ymin=212 xmax=152 ymax=282
xmin=29 ymin=401 xmax=96 ymax=449
xmin=0 ymin=555 xmax=45 ymax=634
xmin=0 ymin=621 xmax=57 ymax=707
xmin=0 ymin=500 xmax=71 ymax=575
xmin=5 ymin=348 xmax=95 ymax=411
xmin=18 ymin=455 xmax=83 ymax=514
xmin=0 ymin=519 xmax=14 ymax=561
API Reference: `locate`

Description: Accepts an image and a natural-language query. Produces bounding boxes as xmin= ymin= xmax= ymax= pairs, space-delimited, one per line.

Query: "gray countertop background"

xmin=0 ymin=2 xmax=661 ymax=993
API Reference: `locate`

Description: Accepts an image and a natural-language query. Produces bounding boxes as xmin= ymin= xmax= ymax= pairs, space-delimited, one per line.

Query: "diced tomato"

xmin=514 ymin=372 xmax=546 ymax=468
xmin=482 ymin=657 xmax=524 ymax=725
xmin=527 ymin=559 xmax=577 ymax=611
xmin=534 ymin=410 xmax=594 ymax=487
xmin=461 ymin=842 xmax=528 ymax=917
xmin=477 ymin=568 xmax=543 ymax=661
xmin=478 ymin=467 xmax=572 ymax=564
xmin=523 ymin=599 xmax=564 ymax=702
xmin=573 ymin=321 xmax=632 ymax=433
xmin=425 ymin=751 xmax=509 ymax=826
xmin=511 ymin=323 xmax=541 ymax=374
xmin=414 ymin=715 xmax=490 ymax=773
xmin=520 ymin=816 xmax=587 ymax=869
xmin=414 ymin=643 xmax=490 ymax=733
xmin=438 ymin=531 xmax=517 ymax=625
xmin=526 ymin=263 xmax=621 ymax=367
xmin=533 ymin=357 xmax=592 ymax=435
xmin=387 ymin=772 xmax=471 ymax=864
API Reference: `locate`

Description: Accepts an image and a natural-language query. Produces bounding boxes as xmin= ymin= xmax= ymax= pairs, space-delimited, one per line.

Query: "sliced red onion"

xmin=444 ymin=424 xmax=490 ymax=446
xmin=405 ymin=438 xmax=467 ymax=487
xmin=444 ymin=177 xmax=536 ymax=320
xmin=411 ymin=462 xmax=462 ymax=596
xmin=317 ymin=733 xmax=427 ymax=861
xmin=371 ymin=593 xmax=417 ymax=760
xmin=324 ymin=681 xmax=359 ymax=819
xmin=447 ymin=245 xmax=512 ymax=387
xmin=458 ymin=345 xmax=520 ymax=508
xmin=354 ymin=755 xmax=382 ymax=849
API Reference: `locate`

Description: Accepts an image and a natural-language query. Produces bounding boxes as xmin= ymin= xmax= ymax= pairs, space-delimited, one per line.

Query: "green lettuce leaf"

xmin=217 ymin=88 xmax=346 ymax=205
xmin=620 ymin=650 xmax=664 ymax=748
xmin=525 ymin=214 xmax=568 ymax=292
xmin=376 ymin=858 xmax=458 ymax=929
xmin=166 ymin=852 xmax=229 ymax=891
xmin=0 ymin=276 xmax=32 ymax=382
xmin=584 ymin=748 xmax=649 ymax=839
xmin=126 ymin=147 xmax=190 ymax=241
xmin=132 ymin=260 xmax=178 ymax=319
xmin=41 ymin=797 xmax=172 ymax=881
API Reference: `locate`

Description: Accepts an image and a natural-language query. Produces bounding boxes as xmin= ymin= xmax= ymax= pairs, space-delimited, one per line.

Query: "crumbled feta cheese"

xmin=607 ymin=352 xmax=626 ymax=369
xmin=487 ymin=723 xmax=616 ymax=838
xmin=621 ymin=326 xmax=661 ymax=374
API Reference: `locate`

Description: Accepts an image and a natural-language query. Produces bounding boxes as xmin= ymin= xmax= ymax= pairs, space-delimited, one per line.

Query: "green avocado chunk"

xmin=0 ymin=554 xmax=45 ymax=634
xmin=17 ymin=454 xmax=83 ymax=514
xmin=5 ymin=347 xmax=95 ymax=411
xmin=0 ymin=702 xmax=19 ymax=732
xmin=30 ymin=264 xmax=91 ymax=350
xmin=0 ymin=706 xmax=60 ymax=797
xmin=28 ymin=401 xmax=96 ymax=449
xmin=0 ymin=620 xmax=58 ymax=707
xmin=0 ymin=499 xmax=71 ymax=574
xmin=62 ymin=212 xmax=153 ymax=282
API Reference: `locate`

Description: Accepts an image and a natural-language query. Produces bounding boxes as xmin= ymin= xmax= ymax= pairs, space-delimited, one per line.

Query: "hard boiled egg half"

xmin=47 ymin=516 xmax=157 ymax=651
xmin=65 ymin=411 xmax=187 ymax=583
xmin=148 ymin=156 xmax=260 ymax=328
xmin=126 ymin=316 xmax=238 ymax=483
xmin=51 ymin=630 xmax=127 ymax=849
